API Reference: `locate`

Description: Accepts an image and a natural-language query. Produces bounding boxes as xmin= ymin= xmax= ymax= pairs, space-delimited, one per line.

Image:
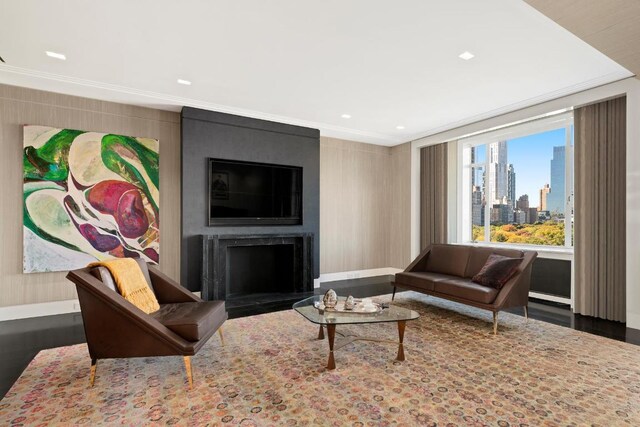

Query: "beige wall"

xmin=388 ymin=142 xmax=412 ymax=269
xmin=0 ymin=84 xmax=180 ymax=307
xmin=320 ymin=137 xmax=411 ymax=274
xmin=0 ymin=84 xmax=410 ymax=308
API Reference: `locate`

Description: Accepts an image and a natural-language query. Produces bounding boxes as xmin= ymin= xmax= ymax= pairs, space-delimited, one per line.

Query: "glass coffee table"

xmin=293 ymin=295 xmax=420 ymax=370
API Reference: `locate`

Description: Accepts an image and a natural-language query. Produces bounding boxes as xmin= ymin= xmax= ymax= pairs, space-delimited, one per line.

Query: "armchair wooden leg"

xmin=492 ymin=312 xmax=498 ymax=335
xmin=524 ymin=306 xmax=529 ymax=321
xmin=392 ymin=286 xmax=397 ymax=301
xmin=218 ymin=327 xmax=225 ymax=346
xmin=89 ymin=358 xmax=97 ymax=387
xmin=184 ymin=356 xmax=193 ymax=390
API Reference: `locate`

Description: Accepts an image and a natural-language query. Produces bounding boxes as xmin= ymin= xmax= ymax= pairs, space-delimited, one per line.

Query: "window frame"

xmin=457 ymin=112 xmax=574 ymax=250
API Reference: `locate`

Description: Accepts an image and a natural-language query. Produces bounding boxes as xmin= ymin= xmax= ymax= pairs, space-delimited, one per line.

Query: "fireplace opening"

xmin=227 ymin=244 xmax=295 ymax=298
xmin=202 ymin=233 xmax=314 ymax=310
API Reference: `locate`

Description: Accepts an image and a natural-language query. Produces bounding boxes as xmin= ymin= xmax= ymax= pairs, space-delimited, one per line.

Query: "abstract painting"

xmin=23 ymin=125 xmax=159 ymax=273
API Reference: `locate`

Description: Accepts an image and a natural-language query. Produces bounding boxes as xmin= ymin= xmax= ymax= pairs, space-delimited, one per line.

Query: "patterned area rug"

xmin=1 ymin=292 xmax=639 ymax=426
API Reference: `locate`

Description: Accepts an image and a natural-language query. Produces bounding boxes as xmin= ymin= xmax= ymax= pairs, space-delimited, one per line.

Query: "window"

xmin=459 ymin=113 xmax=574 ymax=248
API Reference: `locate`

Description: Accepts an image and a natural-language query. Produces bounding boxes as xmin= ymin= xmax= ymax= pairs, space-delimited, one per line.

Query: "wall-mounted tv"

xmin=209 ymin=158 xmax=303 ymax=226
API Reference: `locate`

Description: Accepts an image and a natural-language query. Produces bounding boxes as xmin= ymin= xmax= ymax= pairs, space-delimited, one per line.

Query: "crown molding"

xmin=0 ymin=64 xmax=401 ymax=146
xmin=0 ymin=64 xmax=632 ymax=147
xmin=406 ymin=70 xmax=633 ymax=143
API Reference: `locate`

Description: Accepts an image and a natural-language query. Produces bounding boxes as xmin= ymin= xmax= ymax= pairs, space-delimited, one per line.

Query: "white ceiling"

xmin=0 ymin=0 xmax=632 ymax=146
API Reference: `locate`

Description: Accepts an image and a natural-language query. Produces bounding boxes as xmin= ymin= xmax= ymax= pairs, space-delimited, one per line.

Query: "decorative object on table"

xmin=344 ymin=295 xmax=355 ymax=310
xmin=23 ymin=125 xmax=160 ymax=273
xmin=323 ymin=289 xmax=338 ymax=309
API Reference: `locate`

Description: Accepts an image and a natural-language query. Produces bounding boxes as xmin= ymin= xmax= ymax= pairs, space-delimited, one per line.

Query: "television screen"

xmin=209 ymin=159 xmax=302 ymax=225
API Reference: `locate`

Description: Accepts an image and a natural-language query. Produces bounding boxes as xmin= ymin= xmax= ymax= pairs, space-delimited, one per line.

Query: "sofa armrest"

xmin=148 ymin=266 xmax=201 ymax=304
xmin=404 ymin=245 xmax=433 ymax=272
xmin=492 ymin=251 xmax=537 ymax=310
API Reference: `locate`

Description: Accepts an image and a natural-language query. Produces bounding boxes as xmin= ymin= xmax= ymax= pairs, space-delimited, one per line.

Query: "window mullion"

xmin=484 ymin=144 xmax=490 ymax=243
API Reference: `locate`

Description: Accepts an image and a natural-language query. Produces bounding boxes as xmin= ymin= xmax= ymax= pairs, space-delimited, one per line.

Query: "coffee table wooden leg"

xmin=396 ymin=320 xmax=406 ymax=361
xmin=326 ymin=324 xmax=336 ymax=370
xmin=317 ymin=324 xmax=325 ymax=340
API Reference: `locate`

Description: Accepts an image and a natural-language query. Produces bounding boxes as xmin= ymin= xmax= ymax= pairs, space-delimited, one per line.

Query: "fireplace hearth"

xmin=201 ymin=234 xmax=314 ymax=307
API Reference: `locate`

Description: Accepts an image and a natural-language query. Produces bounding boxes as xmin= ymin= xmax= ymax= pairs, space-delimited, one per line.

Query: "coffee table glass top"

xmin=293 ymin=295 xmax=419 ymax=325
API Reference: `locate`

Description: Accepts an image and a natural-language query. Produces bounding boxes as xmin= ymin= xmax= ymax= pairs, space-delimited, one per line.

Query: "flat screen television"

xmin=209 ymin=158 xmax=303 ymax=226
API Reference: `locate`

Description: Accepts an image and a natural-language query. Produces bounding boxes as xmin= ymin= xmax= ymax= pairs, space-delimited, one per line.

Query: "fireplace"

xmin=201 ymin=233 xmax=314 ymax=305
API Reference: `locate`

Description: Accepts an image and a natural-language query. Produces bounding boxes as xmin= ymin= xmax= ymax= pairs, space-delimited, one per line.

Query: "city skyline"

xmin=504 ymin=128 xmax=567 ymax=208
xmin=471 ymin=127 xmax=569 ymax=228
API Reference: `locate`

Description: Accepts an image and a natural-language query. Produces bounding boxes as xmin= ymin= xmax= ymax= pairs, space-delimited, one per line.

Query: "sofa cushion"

xmin=151 ymin=301 xmax=226 ymax=341
xmin=472 ymin=254 xmax=522 ymax=289
xmin=425 ymin=244 xmax=471 ymax=277
xmin=395 ymin=272 xmax=454 ymax=291
xmin=464 ymin=247 xmax=524 ymax=278
xmin=434 ymin=279 xmax=499 ymax=304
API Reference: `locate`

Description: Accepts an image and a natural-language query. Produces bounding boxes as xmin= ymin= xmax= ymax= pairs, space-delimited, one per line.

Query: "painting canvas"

xmin=23 ymin=125 xmax=159 ymax=273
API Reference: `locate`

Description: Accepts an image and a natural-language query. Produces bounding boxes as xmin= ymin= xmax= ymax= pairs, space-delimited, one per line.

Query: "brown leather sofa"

xmin=392 ymin=244 xmax=537 ymax=334
xmin=66 ymin=259 xmax=227 ymax=389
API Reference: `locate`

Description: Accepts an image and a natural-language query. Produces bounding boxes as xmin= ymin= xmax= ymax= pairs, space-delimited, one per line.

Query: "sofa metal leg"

xmin=524 ymin=306 xmax=529 ymax=321
xmin=89 ymin=358 xmax=97 ymax=387
xmin=392 ymin=286 xmax=396 ymax=301
xmin=184 ymin=356 xmax=193 ymax=390
xmin=218 ymin=327 xmax=225 ymax=346
xmin=492 ymin=312 xmax=498 ymax=335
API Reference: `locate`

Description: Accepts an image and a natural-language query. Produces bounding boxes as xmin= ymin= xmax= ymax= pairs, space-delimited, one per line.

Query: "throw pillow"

xmin=472 ymin=254 xmax=522 ymax=289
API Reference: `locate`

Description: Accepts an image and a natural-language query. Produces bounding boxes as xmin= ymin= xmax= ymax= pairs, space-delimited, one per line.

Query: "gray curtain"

xmin=574 ymin=96 xmax=626 ymax=322
xmin=420 ymin=143 xmax=448 ymax=250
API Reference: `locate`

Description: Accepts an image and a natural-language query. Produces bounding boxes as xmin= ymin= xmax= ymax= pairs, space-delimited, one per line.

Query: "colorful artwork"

xmin=23 ymin=126 xmax=159 ymax=273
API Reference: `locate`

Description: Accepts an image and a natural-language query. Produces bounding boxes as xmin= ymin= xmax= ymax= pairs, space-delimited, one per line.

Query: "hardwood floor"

xmin=1 ymin=276 xmax=636 ymax=399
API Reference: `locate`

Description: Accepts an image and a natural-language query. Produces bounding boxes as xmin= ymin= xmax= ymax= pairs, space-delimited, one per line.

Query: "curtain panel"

xmin=420 ymin=143 xmax=448 ymax=250
xmin=574 ymin=96 xmax=626 ymax=322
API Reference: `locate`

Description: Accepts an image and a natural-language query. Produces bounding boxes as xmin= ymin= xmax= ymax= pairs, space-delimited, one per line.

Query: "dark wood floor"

xmin=1 ymin=276 xmax=636 ymax=399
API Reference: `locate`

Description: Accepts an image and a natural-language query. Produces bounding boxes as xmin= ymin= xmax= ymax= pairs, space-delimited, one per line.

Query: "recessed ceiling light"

xmin=341 ymin=114 xmax=351 ymax=119
xmin=459 ymin=51 xmax=474 ymax=61
xmin=396 ymin=125 xmax=405 ymax=130
xmin=177 ymin=79 xmax=192 ymax=85
xmin=45 ymin=51 xmax=66 ymax=60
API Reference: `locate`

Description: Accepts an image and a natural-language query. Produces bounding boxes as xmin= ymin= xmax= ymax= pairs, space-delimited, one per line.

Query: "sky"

xmin=507 ymin=128 xmax=567 ymax=207
xmin=473 ymin=127 xmax=568 ymax=208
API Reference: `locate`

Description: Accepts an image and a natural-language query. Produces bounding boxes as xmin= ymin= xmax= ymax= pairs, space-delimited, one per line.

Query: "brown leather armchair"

xmin=66 ymin=260 xmax=227 ymax=389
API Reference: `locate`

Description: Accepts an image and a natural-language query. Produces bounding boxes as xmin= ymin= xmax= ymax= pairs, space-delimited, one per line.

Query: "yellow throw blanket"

xmin=89 ymin=258 xmax=160 ymax=314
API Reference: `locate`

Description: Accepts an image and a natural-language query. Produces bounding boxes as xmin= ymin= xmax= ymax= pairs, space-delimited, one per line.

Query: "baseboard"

xmin=626 ymin=313 xmax=640 ymax=331
xmin=626 ymin=326 xmax=640 ymax=345
xmin=318 ymin=267 xmax=402 ymax=285
xmin=1 ymin=272 xmax=399 ymax=320
xmin=0 ymin=299 xmax=81 ymax=322
xmin=0 ymin=290 xmax=204 ymax=321
xmin=528 ymin=292 xmax=572 ymax=306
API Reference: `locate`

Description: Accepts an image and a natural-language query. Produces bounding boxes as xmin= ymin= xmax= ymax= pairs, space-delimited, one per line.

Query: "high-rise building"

xmin=487 ymin=141 xmax=510 ymax=205
xmin=528 ymin=207 xmax=539 ymax=224
xmin=547 ymin=146 xmax=566 ymax=214
xmin=491 ymin=203 xmax=512 ymax=224
xmin=507 ymin=164 xmax=516 ymax=207
xmin=516 ymin=194 xmax=530 ymax=222
xmin=514 ymin=210 xmax=527 ymax=224
xmin=516 ymin=194 xmax=529 ymax=211
xmin=539 ymin=183 xmax=550 ymax=211
xmin=471 ymin=185 xmax=484 ymax=226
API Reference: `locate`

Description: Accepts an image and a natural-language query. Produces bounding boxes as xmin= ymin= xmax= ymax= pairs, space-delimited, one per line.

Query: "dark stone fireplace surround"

xmin=180 ymin=107 xmax=320 ymax=300
xmin=201 ymin=233 xmax=314 ymax=302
